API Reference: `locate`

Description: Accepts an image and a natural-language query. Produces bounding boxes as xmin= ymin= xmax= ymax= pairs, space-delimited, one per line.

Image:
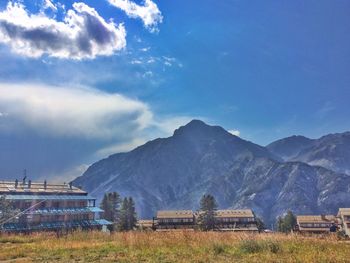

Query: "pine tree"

xmin=118 ymin=198 xmax=129 ymax=231
xmin=118 ymin=197 xmax=137 ymax=231
xmin=277 ymin=210 xmax=296 ymax=233
xmin=126 ymin=197 xmax=137 ymax=230
xmin=100 ymin=192 xmax=121 ymax=223
xmin=109 ymin=192 xmax=121 ymax=222
xmin=198 ymin=194 xmax=218 ymax=231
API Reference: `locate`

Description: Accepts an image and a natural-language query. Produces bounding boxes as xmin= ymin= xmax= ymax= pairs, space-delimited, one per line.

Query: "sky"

xmin=0 ymin=0 xmax=349 ymax=182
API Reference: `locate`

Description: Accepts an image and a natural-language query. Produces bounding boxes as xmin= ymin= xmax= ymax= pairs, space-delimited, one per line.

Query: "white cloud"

xmin=140 ymin=46 xmax=151 ymax=52
xmin=0 ymin=83 xmax=153 ymax=139
xmin=96 ymin=137 xmax=147 ymax=156
xmin=108 ymin=0 xmax=163 ymax=32
xmin=228 ymin=129 xmax=240 ymax=137
xmin=38 ymin=163 xmax=90 ymax=183
xmin=0 ymin=1 xmax=126 ymax=59
xmin=43 ymin=0 xmax=58 ymax=12
xmin=142 ymin=71 xmax=153 ymax=78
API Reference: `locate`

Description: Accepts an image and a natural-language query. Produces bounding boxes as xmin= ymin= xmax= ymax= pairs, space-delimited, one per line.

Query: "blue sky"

xmin=0 ymin=0 xmax=349 ymax=182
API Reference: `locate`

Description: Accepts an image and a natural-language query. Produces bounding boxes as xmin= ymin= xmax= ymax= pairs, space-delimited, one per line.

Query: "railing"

xmin=2 ymin=219 xmax=111 ymax=232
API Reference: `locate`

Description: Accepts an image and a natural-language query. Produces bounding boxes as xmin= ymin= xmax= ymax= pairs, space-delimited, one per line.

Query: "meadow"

xmin=0 ymin=231 xmax=349 ymax=263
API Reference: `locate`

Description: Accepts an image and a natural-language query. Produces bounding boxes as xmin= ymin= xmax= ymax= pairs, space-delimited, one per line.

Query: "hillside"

xmin=73 ymin=120 xmax=350 ymax=224
xmin=268 ymin=132 xmax=350 ymax=175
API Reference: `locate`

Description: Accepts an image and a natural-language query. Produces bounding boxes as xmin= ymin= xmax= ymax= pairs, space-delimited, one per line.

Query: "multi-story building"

xmin=153 ymin=209 xmax=258 ymax=231
xmin=0 ymin=180 xmax=111 ymax=232
xmin=214 ymin=209 xmax=258 ymax=231
xmin=295 ymin=215 xmax=337 ymax=234
xmin=155 ymin=210 xmax=195 ymax=231
xmin=337 ymin=208 xmax=350 ymax=236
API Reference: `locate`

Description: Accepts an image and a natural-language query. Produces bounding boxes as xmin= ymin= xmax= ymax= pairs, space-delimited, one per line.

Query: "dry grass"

xmin=0 ymin=231 xmax=349 ymax=262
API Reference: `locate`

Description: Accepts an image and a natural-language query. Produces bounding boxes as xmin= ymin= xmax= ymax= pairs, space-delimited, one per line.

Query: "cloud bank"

xmin=0 ymin=2 xmax=126 ymax=59
xmin=0 ymin=83 xmax=152 ymax=138
xmin=108 ymin=0 xmax=163 ymax=32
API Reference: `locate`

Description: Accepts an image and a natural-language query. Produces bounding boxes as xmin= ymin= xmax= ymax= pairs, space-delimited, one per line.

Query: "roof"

xmin=1 ymin=194 xmax=95 ymax=201
xmin=0 ymin=181 xmax=86 ymax=195
xmin=215 ymin=209 xmax=255 ymax=218
xmin=338 ymin=208 xmax=350 ymax=216
xmin=297 ymin=215 xmax=336 ymax=223
xmin=157 ymin=210 xmax=194 ymax=219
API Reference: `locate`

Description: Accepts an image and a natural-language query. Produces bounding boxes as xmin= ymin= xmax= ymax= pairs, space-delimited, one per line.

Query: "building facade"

xmin=337 ymin=208 xmax=350 ymax=236
xmin=215 ymin=209 xmax=258 ymax=231
xmin=152 ymin=209 xmax=258 ymax=231
xmin=155 ymin=210 xmax=195 ymax=230
xmin=0 ymin=180 xmax=111 ymax=232
xmin=295 ymin=215 xmax=337 ymax=234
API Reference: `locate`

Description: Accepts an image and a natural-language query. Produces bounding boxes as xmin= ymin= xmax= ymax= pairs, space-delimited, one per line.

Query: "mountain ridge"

xmin=268 ymin=131 xmax=350 ymax=175
xmin=73 ymin=120 xmax=350 ymax=224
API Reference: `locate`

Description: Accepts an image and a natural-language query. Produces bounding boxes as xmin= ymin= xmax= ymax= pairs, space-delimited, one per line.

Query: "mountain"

xmin=268 ymin=132 xmax=350 ymax=175
xmin=266 ymin=135 xmax=315 ymax=160
xmin=73 ymin=120 xmax=350 ymax=224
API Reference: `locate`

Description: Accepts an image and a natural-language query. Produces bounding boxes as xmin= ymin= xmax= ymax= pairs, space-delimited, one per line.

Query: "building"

xmin=296 ymin=215 xmax=337 ymax=234
xmin=155 ymin=210 xmax=195 ymax=231
xmin=214 ymin=209 xmax=258 ymax=231
xmin=153 ymin=209 xmax=258 ymax=231
xmin=337 ymin=208 xmax=350 ymax=236
xmin=0 ymin=180 xmax=112 ymax=232
xmin=137 ymin=220 xmax=154 ymax=231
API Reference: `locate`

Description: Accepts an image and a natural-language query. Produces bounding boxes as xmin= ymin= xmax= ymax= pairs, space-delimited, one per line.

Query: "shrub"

xmin=239 ymin=239 xmax=262 ymax=254
xmin=263 ymin=240 xmax=281 ymax=254
xmin=212 ymin=243 xmax=227 ymax=255
xmin=239 ymin=239 xmax=281 ymax=254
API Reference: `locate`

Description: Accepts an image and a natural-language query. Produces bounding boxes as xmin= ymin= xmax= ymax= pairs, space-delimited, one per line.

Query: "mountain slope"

xmin=266 ymin=135 xmax=315 ymax=160
xmin=268 ymin=132 xmax=350 ymax=175
xmin=73 ymin=120 xmax=350 ymax=224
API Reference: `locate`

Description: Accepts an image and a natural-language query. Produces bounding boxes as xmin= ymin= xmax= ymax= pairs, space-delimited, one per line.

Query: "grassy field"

xmin=0 ymin=231 xmax=349 ymax=263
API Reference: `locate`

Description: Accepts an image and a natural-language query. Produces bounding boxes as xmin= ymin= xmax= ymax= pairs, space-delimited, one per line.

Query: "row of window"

xmin=216 ymin=218 xmax=255 ymax=223
xmin=300 ymin=223 xmax=332 ymax=228
xmin=157 ymin=225 xmax=194 ymax=229
xmin=216 ymin=224 xmax=257 ymax=228
xmin=14 ymin=201 xmax=88 ymax=209
xmin=158 ymin=218 xmax=254 ymax=223
xmin=158 ymin=218 xmax=194 ymax=223
xmin=24 ymin=213 xmax=93 ymax=223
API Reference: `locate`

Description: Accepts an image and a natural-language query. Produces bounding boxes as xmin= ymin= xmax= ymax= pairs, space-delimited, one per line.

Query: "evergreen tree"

xmin=126 ymin=197 xmax=137 ymax=230
xmin=100 ymin=192 xmax=121 ymax=223
xmin=277 ymin=210 xmax=296 ymax=233
xmin=118 ymin=198 xmax=128 ymax=231
xmin=198 ymin=194 xmax=218 ymax=231
xmin=118 ymin=197 xmax=137 ymax=231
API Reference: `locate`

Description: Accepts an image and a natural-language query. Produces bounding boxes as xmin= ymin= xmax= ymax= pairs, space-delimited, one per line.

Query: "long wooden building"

xmin=155 ymin=210 xmax=195 ymax=231
xmin=152 ymin=209 xmax=258 ymax=231
xmin=295 ymin=215 xmax=338 ymax=234
xmin=215 ymin=209 xmax=258 ymax=231
xmin=0 ymin=180 xmax=112 ymax=232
